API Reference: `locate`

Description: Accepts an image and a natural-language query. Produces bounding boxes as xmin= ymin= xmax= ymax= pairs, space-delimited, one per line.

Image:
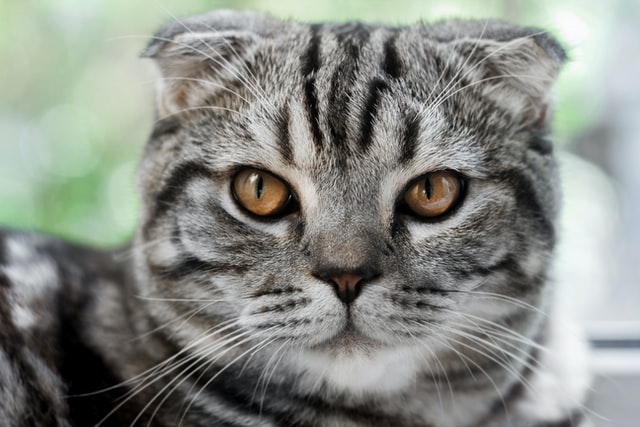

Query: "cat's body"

xmin=0 ymin=10 xmax=589 ymax=427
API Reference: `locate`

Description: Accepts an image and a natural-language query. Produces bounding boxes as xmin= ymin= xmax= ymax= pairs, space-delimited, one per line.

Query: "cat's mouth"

xmin=309 ymin=320 xmax=382 ymax=354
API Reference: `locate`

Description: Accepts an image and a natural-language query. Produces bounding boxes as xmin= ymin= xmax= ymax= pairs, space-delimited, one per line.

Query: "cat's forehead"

xmin=197 ymin=27 xmax=482 ymax=163
xmin=146 ymin=11 xmax=563 ymax=184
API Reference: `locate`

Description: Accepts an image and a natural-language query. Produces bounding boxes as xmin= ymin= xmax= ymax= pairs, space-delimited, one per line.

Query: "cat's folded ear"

xmin=438 ymin=21 xmax=567 ymax=129
xmin=142 ymin=10 xmax=274 ymax=118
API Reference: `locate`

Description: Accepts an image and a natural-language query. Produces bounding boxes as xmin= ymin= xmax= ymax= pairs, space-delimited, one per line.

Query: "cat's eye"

xmin=402 ymin=171 xmax=463 ymax=219
xmin=232 ymin=168 xmax=293 ymax=217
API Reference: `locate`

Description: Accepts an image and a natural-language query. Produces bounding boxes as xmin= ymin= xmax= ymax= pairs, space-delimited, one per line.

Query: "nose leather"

xmin=329 ymin=273 xmax=364 ymax=304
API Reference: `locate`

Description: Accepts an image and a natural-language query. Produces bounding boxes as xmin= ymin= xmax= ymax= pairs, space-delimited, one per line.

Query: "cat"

xmin=0 ymin=9 xmax=591 ymax=427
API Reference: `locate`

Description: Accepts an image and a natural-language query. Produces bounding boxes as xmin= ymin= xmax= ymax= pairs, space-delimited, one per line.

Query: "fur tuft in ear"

xmin=436 ymin=21 xmax=567 ymax=129
xmin=142 ymin=10 xmax=276 ymax=118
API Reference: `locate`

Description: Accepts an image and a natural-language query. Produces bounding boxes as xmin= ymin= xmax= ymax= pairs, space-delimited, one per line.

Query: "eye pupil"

xmin=255 ymin=176 xmax=264 ymax=199
xmin=423 ymin=178 xmax=433 ymax=199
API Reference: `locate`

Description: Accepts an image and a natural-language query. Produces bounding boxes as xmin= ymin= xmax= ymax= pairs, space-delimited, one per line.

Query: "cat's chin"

xmin=290 ymin=333 xmax=424 ymax=395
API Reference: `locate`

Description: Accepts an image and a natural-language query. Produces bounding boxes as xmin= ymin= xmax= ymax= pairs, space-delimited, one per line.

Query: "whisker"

xmin=158 ymin=105 xmax=252 ymax=121
xmin=154 ymin=9 xmax=278 ymax=118
xmin=144 ymin=330 xmax=263 ymax=427
xmin=255 ymin=338 xmax=291 ymax=414
xmin=430 ymin=73 xmax=551 ymax=116
xmin=144 ymin=33 xmax=264 ymax=104
xmin=425 ymin=20 xmax=491 ymax=108
xmin=135 ymin=296 xmax=226 ymax=303
xmin=195 ymin=16 xmax=277 ymax=116
xmin=126 ymin=302 xmax=215 ymax=343
xmin=445 ymin=320 xmax=544 ymax=376
xmin=429 ymin=333 xmax=512 ymax=423
xmin=448 ymin=288 xmax=548 ymax=316
xmin=398 ymin=322 xmax=447 ymax=409
xmin=133 ymin=324 xmax=258 ymax=425
xmin=427 ymin=29 xmax=550 ymax=112
xmin=177 ymin=332 xmax=280 ymax=426
xmin=113 ymin=236 xmax=174 ymax=262
xmin=151 ymin=76 xmax=253 ymax=104
xmin=433 ymin=323 xmax=538 ymax=397
xmin=443 ymin=309 xmax=550 ymax=353
xmin=93 ymin=319 xmax=246 ymax=426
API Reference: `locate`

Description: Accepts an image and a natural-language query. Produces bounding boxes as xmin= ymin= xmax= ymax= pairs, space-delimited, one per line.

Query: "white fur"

xmin=3 ymin=238 xmax=59 ymax=332
xmin=291 ymin=344 xmax=425 ymax=395
xmin=12 ymin=305 xmax=36 ymax=331
xmin=515 ymin=309 xmax=591 ymax=421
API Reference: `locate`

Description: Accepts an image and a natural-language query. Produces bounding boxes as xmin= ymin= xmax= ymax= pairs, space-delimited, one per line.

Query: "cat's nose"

xmin=329 ymin=273 xmax=364 ymax=305
xmin=314 ymin=268 xmax=380 ymax=304
xmin=312 ymin=262 xmax=382 ymax=304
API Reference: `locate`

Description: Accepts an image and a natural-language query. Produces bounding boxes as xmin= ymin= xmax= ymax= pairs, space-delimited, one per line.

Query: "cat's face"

xmin=133 ymin=11 xmax=563 ymax=389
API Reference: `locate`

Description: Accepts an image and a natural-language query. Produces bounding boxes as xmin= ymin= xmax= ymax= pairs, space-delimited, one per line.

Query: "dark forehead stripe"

xmin=327 ymin=27 xmax=406 ymax=152
xmin=334 ymin=22 xmax=370 ymax=56
xmin=327 ymin=23 xmax=369 ymax=151
xmin=358 ymin=78 xmax=389 ymax=150
xmin=382 ymin=31 xmax=403 ymax=79
xmin=301 ymin=24 xmax=323 ymax=150
xmin=358 ymin=30 xmax=405 ymax=150
xmin=327 ymin=24 xmax=372 ymax=151
xmin=276 ymin=104 xmax=293 ymax=164
xmin=399 ymin=110 xmax=421 ymax=164
xmin=327 ymin=70 xmax=349 ymax=152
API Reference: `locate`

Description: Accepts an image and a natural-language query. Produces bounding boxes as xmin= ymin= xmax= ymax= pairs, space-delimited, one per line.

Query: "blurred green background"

xmin=0 ymin=0 xmax=617 ymax=247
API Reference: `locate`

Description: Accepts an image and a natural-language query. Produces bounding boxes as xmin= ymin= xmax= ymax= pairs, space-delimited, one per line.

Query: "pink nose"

xmin=329 ymin=273 xmax=364 ymax=304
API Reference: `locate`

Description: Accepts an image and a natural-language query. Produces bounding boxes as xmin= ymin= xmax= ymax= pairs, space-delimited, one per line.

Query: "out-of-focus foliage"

xmin=0 ymin=0 xmax=614 ymax=247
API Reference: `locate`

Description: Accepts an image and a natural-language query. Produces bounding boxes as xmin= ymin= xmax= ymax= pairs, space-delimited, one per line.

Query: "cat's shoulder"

xmin=0 ymin=228 xmax=131 ymax=341
xmin=1 ymin=227 xmax=125 ymax=283
xmin=1 ymin=229 xmax=75 ymax=315
xmin=1 ymin=228 xmax=114 ymax=304
xmin=0 ymin=229 xmax=81 ymax=425
xmin=0 ymin=229 xmax=130 ymax=425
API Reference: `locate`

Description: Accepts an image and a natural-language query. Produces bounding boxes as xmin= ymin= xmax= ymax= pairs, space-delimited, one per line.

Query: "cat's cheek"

xmin=237 ymin=283 xmax=346 ymax=344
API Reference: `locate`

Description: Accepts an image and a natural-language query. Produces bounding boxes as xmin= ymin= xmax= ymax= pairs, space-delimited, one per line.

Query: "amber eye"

xmin=403 ymin=171 xmax=463 ymax=218
xmin=232 ymin=169 xmax=292 ymax=217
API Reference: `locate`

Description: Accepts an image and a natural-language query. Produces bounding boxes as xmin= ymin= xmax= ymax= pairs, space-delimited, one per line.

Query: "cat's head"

xmin=133 ymin=10 xmax=565 ymax=391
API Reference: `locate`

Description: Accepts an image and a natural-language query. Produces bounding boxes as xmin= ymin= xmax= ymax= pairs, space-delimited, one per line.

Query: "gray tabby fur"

xmin=0 ymin=10 xmax=590 ymax=427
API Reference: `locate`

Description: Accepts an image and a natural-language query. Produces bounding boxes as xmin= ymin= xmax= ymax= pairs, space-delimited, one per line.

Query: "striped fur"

xmin=0 ymin=10 xmax=590 ymax=427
